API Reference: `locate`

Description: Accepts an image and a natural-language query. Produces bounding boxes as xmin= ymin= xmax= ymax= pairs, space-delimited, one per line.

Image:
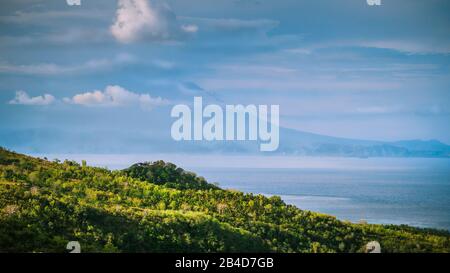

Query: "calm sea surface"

xmin=196 ymin=166 xmax=450 ymax=230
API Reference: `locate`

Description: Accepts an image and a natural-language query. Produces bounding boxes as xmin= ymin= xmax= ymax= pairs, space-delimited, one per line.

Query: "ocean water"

xmin=194 ymin=166 xmax=450 ymax=231
xmin=37 ymin=154 xmax=450 ymax=231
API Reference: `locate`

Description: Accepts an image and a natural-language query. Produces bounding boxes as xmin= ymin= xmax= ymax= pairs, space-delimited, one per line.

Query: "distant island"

xmin=3 ymin=127 xmax=449 ymax=158
xmin=276 ymin=129 xmax=450 ymax=158
xmin=0 ymin=147 xmax=449 ymax=253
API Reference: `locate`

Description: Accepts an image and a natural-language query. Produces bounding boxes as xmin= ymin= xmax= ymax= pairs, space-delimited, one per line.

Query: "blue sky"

xmin=0 ymin=0 xmax=449 ymax=153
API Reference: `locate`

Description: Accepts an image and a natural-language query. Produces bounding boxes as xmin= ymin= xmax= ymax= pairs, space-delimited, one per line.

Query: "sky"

xmin=0 ymin=0 xmax=449 ymax=154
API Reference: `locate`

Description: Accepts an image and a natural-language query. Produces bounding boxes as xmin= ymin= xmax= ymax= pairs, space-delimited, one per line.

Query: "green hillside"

xmin=0 ymin=147 xmax=449 ymax=253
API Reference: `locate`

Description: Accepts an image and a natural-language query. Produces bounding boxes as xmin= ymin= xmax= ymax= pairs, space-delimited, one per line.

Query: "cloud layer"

xmin=110 ymin=0 xmax=197 ymax=43
xmin=8 ymin=86 xmax=169 ymax=110
xmin=0 ymin=54 xmax=135 ymax=76
xmin=9 ymin=91 xmax=55 ymax=106
xmin=63 ymin=85 xmax=169 ymax=110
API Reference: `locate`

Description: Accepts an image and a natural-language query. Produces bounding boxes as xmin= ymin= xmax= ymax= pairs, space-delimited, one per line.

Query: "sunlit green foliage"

xmin=0 ymin=147 xmax=449 ymax=253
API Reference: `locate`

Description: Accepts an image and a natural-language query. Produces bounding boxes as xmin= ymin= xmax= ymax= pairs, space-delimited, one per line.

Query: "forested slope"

xmin=0 ymin=148 xmax=449 ymax=253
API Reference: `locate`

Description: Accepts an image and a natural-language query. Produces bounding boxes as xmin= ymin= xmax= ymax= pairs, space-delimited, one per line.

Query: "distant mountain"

xmin=276 ymin=128 xmax=450 ymax=158
xmin=392 ymin=140 xmax=450 ymax=153
xmin=1 ymin=127 xmax=449 ymax=158
xmin=165 ymin=128 xmax=450 ymax=158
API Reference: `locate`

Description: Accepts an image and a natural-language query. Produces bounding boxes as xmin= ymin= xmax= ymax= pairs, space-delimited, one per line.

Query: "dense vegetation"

xmin=0 ymin=147 xmax=449 ymax=253
xmin=123 ymin=161 xmax=218 ymax=190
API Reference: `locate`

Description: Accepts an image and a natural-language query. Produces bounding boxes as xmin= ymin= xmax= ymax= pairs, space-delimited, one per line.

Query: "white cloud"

xmin=0 ymin=28 xmax=111 ymax=47
xmin=355 ymin=106 xmax=399 ymax=114
xmin=152 ymin=59 xmax=175 ymax=69
xmin=181 ymin=17 xmax=278 ymax=34
xmin=110 ymin=0 xmax=196 ymax=43
xmin=355 ymin=105 xmax=449 ymax=115
xmin=64 ymin=85 xmax=169 ymax=110
xmin=208 ymin=18 xmax=278 ymax=32
xmin=181 ymin=24 xmax=198 ymax=33
xmin=0 ymin=10 xmax=103 ymax=25
xmin=356 ymin=40 xmax=450 ymax=55
xmin=306 ymin=40 xmax=450 ymax=55
xmin=283 ymin=48 xmax=312 ymax=55
xmin=9 ymin=91 xmax=55 ymax=106
xmin=0 ymin=54 xmax=135 ymax=76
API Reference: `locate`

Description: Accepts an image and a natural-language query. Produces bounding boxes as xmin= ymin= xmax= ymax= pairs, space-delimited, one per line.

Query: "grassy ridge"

xmin=0 ymin=147 xmax=449 ymax=253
